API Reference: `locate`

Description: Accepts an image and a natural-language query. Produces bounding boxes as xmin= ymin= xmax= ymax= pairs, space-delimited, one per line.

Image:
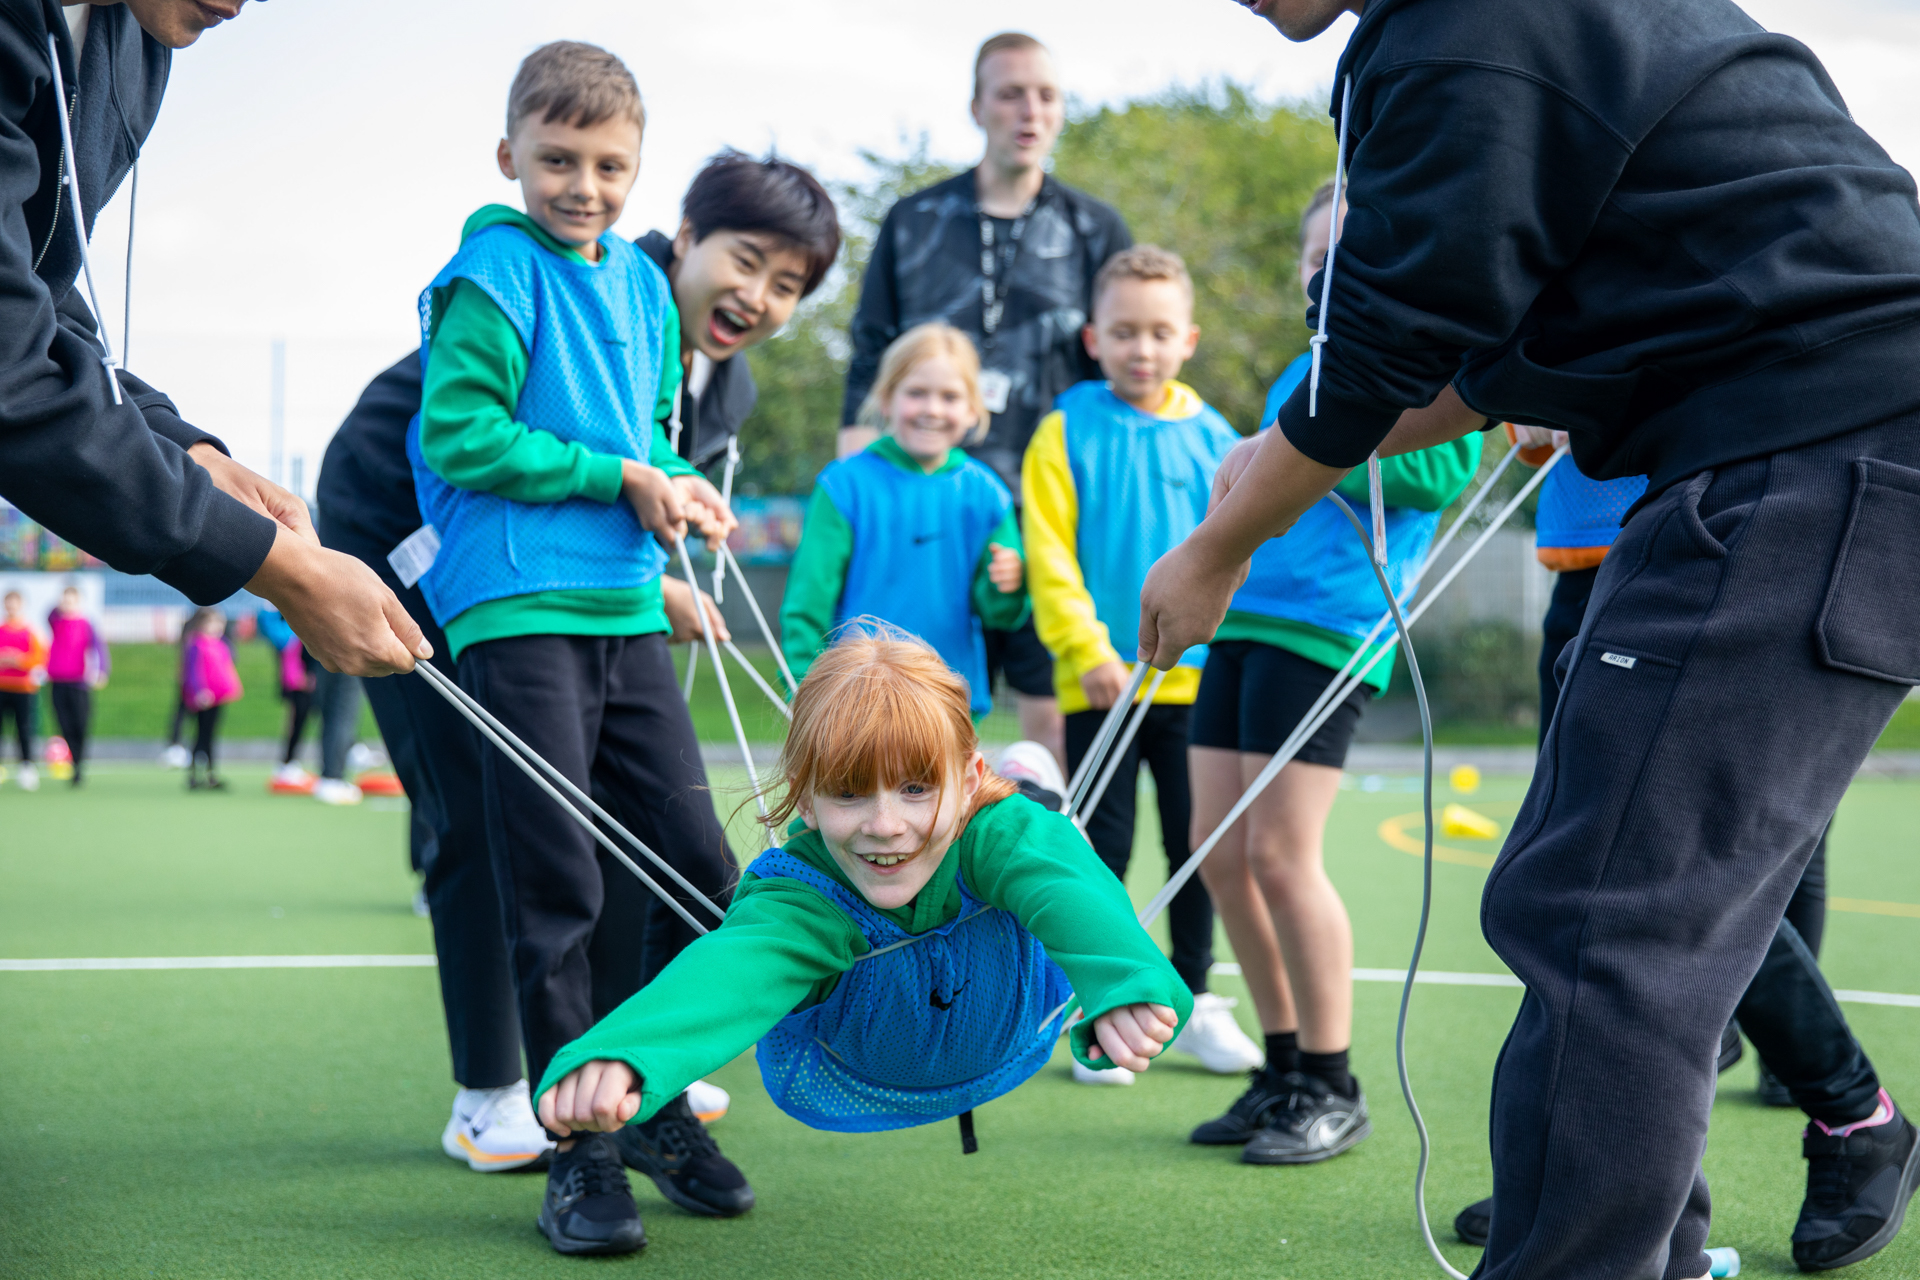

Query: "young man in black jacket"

xmin=1141 ymin=1 xmax=1920 ymax=1276
xmin=841 ymin=32 xmax=1131 ymax=764
xmin=0 ymin=0 xmax=425 ymax=677
xmin=317 ymin=150 xmax=839 ymax=1218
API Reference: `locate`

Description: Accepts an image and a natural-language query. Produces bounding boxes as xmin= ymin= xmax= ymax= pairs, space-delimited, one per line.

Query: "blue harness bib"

xmin=406 ymin=222 xmax=674 ymax=626
xmin=815 ymin=449 xmax=1012 ymax=717
xmin=1535 ymin=463 xmax=1648 ymax=551
xmin=746 ymin=847 xmax=1073 ymax=1133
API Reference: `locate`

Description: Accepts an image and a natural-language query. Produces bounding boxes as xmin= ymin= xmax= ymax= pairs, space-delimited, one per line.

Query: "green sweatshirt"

xmin=536 ymin=793 xmax=1193 ymax=1125
xmin=418 ymin=205 xmax=698 ymax=658
xmin=1213 ymin=433 xmax=1482 ymax=691
xmin=780 ymin=436 xmax=1028 ymax=689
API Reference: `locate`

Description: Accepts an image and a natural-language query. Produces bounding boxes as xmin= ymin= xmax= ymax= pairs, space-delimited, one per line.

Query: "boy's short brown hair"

xmin=506 ymin=41 xmax=644 ymax=138
xmin=1092 ymin=244 xmax=1194 ymax=312
xmin=972 ymin=31 xmax=1047 ymax=101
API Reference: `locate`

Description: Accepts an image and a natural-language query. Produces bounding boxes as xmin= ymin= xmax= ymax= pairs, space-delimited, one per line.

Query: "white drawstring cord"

xmin=45 ymin=34 xmax=122 ymax=405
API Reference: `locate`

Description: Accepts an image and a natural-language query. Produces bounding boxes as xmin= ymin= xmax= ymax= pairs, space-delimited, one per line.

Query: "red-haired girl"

xmin=530 ymin=630 xmax=1189 ymax=1249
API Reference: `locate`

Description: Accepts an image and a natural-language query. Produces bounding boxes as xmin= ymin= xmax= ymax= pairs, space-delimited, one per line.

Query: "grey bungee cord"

xmin=1063 ymin=663 xmax=1153 ymax=816
xmin=720 ymin=541 xmax=798 ymax=694
xmin=723 ymin=638 xmax=793 ymax=721
xmin=122 ymin=162 xmax=136 ymax=365
xmin=1067 ymin=668 xmax=1168 ymax=826
xmin=675 ymin=536 xmax=773 ymax=835
xmin=45 ymin=34 xmax=123 ymax=405
xmin=410 ymin=660 xmax=719 ymax=936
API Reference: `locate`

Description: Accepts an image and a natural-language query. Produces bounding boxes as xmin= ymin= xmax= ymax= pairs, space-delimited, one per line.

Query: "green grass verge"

xmin=2 ymin=768 xmax=1918 ymax=1278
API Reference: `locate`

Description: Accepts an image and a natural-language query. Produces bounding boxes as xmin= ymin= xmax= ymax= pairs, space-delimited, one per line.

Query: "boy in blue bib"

xmin=781 ymin=323 xmax=1027 ymax=717
xmin=406 ymin=42 xmax=742 ymax=1257
xmin=535 ymin=633 xmax=1191 ymax=1187
xmin=1023 ymin=244 xmax=1253 ymax=1081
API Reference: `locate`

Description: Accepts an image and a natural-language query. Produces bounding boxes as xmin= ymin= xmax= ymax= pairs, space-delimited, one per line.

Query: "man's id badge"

xmin=978 ymin=368 xmax=1012 ymax=415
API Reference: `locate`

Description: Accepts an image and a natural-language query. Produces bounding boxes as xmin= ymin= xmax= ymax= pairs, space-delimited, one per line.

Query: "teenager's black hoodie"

xmin=0 ymin=0 xmax=274 ymax=603
xmin=1279 ymin=0 xmax=1920 ymax=496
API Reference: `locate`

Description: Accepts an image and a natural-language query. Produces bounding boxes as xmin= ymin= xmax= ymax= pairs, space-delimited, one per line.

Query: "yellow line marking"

xmin=1832 ymin=897 xmax=1920 ymax=919
xmin=1378 ymin=813 xmax=1498 ymax=869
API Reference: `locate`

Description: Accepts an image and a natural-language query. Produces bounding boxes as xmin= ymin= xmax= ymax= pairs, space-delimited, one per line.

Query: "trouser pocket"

xmin=1816 ymin=458 xmax=1920 ymax=684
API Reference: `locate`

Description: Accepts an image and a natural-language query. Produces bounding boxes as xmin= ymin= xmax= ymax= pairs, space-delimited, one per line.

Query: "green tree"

xmin=733 ymin=86 xmax=1338 ymax=493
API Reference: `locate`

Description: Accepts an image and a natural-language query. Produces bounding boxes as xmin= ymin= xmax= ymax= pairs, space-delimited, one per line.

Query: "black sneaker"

xmin=1793 ymin=1106 xmax=1920 ymax=1271
xmin=1718 ymin=1021 xmax=1744 ymax=1074
xmin=1454 ymin=1197 xmax=1491 ymax=1247
xmin=1241 ymin=1072 xmax=1371 ymax=1165
xmin=1757 ymin=1061 xmax=1794 ymax=1108
xmin=612 ymin=1092 xmax=754 ymax=1217
xmin=537 ymin=1133 xmax=647 ymax=1256
xmin=1190 ymin=1069 xmax=1295 ymax=1145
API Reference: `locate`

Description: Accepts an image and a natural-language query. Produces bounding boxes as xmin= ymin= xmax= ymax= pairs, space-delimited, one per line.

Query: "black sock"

xmin=1263 ymin=1031 xmax=1299 ymax=1078
xmin=1300 ymin=1048 xmax=1354 ymax=1098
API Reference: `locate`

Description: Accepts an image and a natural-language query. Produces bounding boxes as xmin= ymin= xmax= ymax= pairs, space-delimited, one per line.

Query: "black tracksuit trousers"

xmin=1482 ymin=418 xmax=1920 ymax=1280
xmin=458 ymin=632 xmax=737 ymax=1091
xmin=323 ymin=517 xmax=523 ymax=1090
xmin=1064 ymin=703 xmax=1213 ymax=994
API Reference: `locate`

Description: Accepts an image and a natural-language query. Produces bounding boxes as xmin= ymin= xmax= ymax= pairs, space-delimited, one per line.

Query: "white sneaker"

xmin=159 ymin=743 xmax=191 ymax=770
xmin=313 ymin=778 xmax=363 ymax=806
xmin=1071 ymin=1060 xmax=1136 ymax=1086
xmin=995 ymin=740 xmax=1067 ymax=807
xmin=346 ymin=742 xmax=377 ymax=772
xmin=270 ymin=762 xmax=315 ymax=794
xmin=1169 ymin=992 xmax=1265 ymax=1074
xmin=16 ymin=762 xmax=39 ymax=792
xmin=686 ymin=1078 xmax=730 ymax=1123
xmin=441 ymin=1081 xmax=554 ymax=1172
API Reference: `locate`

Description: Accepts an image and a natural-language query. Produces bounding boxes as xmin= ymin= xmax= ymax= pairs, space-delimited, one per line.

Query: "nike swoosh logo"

xmin=912 ymin=533 xmax=942 ymax=545
xmin=929 ymin=980 xmax=969 ymax=1010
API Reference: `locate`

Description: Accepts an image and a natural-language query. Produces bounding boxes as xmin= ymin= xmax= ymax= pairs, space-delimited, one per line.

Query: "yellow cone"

xmin=1442 ymin=802 xmax=1500 ymax=840
xmin=1449 ymin=763 xmax=1481 ymax=795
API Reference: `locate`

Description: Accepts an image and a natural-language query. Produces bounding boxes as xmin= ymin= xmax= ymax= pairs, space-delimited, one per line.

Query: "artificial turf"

xmin=3 ymin=765 xmax=1918 ymax=1279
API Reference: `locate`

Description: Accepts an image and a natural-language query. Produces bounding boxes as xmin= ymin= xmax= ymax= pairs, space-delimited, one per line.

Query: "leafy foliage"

xmin=733 ymin=86 xmax=1337 ymax=493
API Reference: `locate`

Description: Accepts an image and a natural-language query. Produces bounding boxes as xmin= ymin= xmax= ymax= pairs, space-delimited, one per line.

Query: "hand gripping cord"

xmin=410 ymin=659 xmax=721 ymax=936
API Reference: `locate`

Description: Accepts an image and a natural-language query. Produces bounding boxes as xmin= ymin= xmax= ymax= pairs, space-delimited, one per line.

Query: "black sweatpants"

xmin=49 ymin=682 xmax=90 ymax=773
xmin=459 ymin=632 xmax=737 ymax=1089
xmin=322 ymin=510 xmax=525 ymax=1090
xmin=192 ymin=706 xmax=222 ymax=769
xmin=1483 ymin=418 xmax=1920 ymax=1280
xmin=0 ymin=689 xmax=34 ymax=761
xmin=281 ymin=688 xmax=313 ymax=766
xmin=1065 ymin=703 xmax=1212 ymax=994
xmin=1538 ymin=566 xmax=1599 ymax=735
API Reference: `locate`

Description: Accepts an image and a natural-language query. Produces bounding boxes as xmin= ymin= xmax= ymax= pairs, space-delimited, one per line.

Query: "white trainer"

xmin=686 ymin=1078 xmax=730 ymax=1123
xmin=313 ymin=778 xmax=363 ymax=806
xmin=159 ymin=743 xmax=190 ymax=770
xmin=1071 ymin=1060 xmax=1136 ymax=1086
xmin=16 ymin=762 xmax=39 ymax=791
xmin=441 ymin=1080 xmax=554 ymax=1172
xmin=1169 ymin=992 xmax=1264 ymax=1074
xmin=994 ymin=740 xmax=1067 ymax=806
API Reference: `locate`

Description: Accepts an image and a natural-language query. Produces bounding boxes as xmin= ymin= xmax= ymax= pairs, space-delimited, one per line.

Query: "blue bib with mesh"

xmin=746 ymin=847 xmax=1074 ymax=1133
xmin=1535 ymin=462 xmax=1648 ymax=551
xmin=1059 ymin=380 xmax=1239 ymax=670
xmin=815 ymin=448 xmax=1013 ymax=717
xmin=405 ymin=222 xmax=673 ymax=626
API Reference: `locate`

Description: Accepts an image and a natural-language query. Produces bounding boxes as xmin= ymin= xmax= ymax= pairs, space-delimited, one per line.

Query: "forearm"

xmin=1374 ymin=384 xmax=1489 ymax=460
xmin=1192 ymin=428 xmax=1350 ymax=574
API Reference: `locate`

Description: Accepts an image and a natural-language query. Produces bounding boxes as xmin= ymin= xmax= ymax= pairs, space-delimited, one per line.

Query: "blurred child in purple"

xmin=181 ymin=608 xmax=242 ymax=791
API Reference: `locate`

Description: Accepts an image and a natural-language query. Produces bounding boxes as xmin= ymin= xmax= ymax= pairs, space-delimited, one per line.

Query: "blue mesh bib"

xmin=747 ymin=848 xmax=1073 ymax=1133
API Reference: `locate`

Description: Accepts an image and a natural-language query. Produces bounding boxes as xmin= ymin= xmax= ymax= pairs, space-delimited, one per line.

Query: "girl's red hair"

xmin=768 ymin=625 xmax=1015 ymax=836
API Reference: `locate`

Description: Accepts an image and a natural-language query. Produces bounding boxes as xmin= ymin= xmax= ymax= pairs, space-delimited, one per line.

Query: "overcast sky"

xmin=72 ymin=0 xmax=1920 ymax=491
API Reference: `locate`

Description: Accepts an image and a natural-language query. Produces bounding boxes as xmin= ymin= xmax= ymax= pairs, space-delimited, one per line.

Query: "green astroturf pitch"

xmin=4 ymin=765 xmax=1919 ymax=1280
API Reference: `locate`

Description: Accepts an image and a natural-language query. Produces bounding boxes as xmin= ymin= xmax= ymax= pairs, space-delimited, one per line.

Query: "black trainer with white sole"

xmin=1191 ymin=1069 xmax=1296 ymax=1146
xmin=613 ymin=1092 xmax=755 ymax=1217
xmin=537 ymin=1133 xmax=647 ymax=1256
xmin=1241 ymin=1072 xmax=1371 ymax=1165
xmin=1793 ymin=1107 xmax=1920 ymax=1272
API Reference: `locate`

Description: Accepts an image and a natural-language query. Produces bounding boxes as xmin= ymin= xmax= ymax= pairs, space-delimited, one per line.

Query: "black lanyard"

xmin=978 ymin=194 xmax=1038 ymax=350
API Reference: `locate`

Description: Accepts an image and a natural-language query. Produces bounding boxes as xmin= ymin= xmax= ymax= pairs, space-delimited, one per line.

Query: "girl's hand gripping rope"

xmin=1085 ymin=1002 xmax=1180 ymax=1072
xmin=538 ymin=1059 xmax=642 ymax=1137
xmin=986 ymin=543 xmax=1024 ymax=594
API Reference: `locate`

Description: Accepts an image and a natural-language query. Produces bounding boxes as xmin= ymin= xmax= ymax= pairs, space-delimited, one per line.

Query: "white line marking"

xmin=0 ymin=955 xmax=437 ymax=971
xmin=1211 ymin=963 xmax=1919 ymax=1006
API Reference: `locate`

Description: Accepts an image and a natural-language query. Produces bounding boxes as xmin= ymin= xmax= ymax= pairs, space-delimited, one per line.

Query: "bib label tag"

xmin=978 ymin=369 xmax=1012 ymax=415
xmin=388 ymin=523 xmax=441 ymax=589
xmin=1601 ymin=651 xmax=1637 ymax=670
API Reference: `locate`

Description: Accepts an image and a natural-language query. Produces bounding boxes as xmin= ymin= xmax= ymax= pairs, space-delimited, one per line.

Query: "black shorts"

xmin=983 ymin=615 xmax=1056 ymax=699
xmin=1189 ymin=640 xmax=1369 ymax=767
